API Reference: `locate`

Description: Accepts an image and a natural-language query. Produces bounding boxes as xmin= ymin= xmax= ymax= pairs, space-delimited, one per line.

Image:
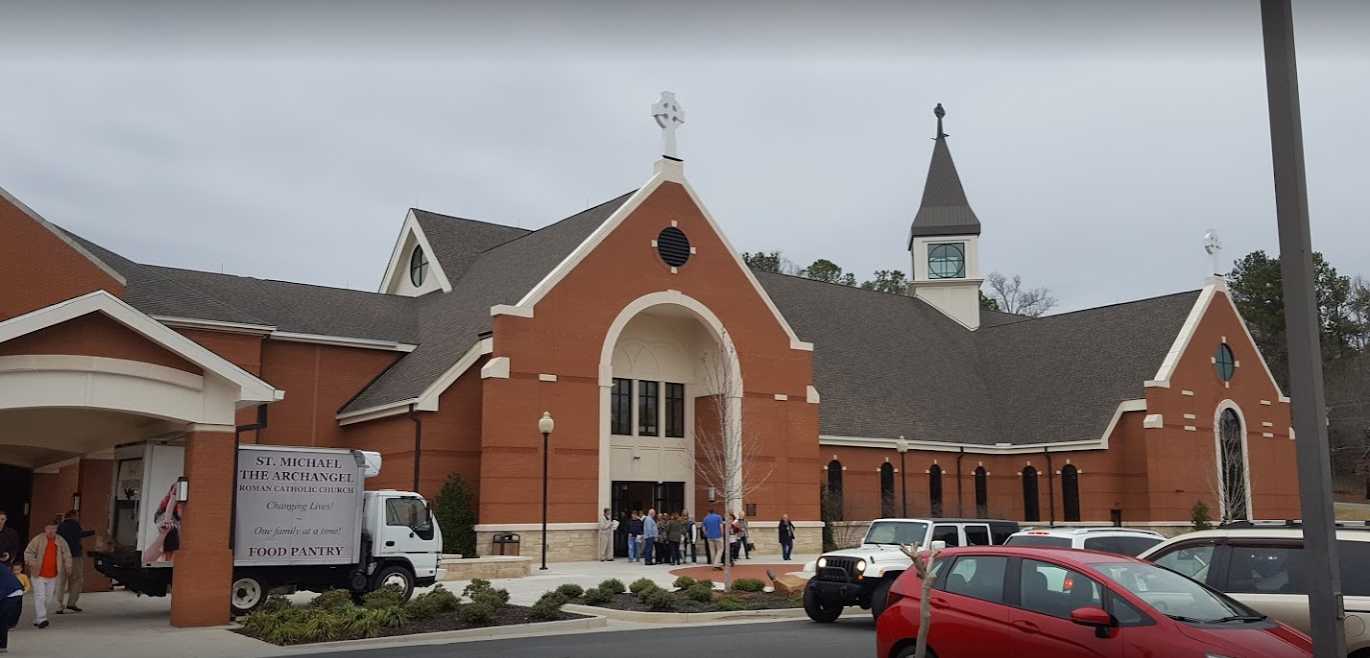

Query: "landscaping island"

xmin=566 ymin=576 xmax=803 ymax=613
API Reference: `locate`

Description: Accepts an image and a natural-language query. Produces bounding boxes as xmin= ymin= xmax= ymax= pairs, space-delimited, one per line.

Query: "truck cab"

xmin=803 ymin=517 xmax=1019 ymax=623
xmin=361 ymin=490 xmax=443 ymax=598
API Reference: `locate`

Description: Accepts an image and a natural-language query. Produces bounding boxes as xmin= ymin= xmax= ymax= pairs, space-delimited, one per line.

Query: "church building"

xmin=0 ymin=96 xmax=1297 ymax=626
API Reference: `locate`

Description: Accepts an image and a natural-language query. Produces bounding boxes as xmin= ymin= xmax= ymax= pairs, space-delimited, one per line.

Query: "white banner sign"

xmin=234 ymin=448 xmax=362 ymax=566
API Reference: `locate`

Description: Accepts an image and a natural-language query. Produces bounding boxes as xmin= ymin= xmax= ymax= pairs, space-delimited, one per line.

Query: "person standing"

xmin=56 ymin=510 xmax=93 ymax=614
xmin=778 ymin=514 xmax=796 ymax=561
xmin=626 ymin=511 xmax=643 ymax=563
xmin=727 ymin=513 xmax=742 ymax=565
xmin=739 ymin=514 xmax=752 ymax=559
xmin=597 ymin=508 xmax=616 ymax=562
xmin=23 ymin=519 xmax=71 ymax=629
xmin=682 ymin=513 xmax=698 ymax=563
xmin=0 ymin=512 xmax=17 ymax=568
xmin=702 ymin=509 xmax=723 ymax=568
xmin=1 ymin=564 xmax=24 ymax=653
xmin=665 ymin=514 xmax=684 ymax=566
xmin=641 ymin=509 xmax=657 ymax=566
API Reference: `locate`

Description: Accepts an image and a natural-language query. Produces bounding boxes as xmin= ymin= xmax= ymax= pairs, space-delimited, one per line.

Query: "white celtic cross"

xmin=652 ymin=91 xmax=686 ymax=159
xmin=1203 ymin=229 xmax=1223 ymax=275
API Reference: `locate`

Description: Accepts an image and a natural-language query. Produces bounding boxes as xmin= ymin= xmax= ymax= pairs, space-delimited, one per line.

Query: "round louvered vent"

xmin=657 ymin=226 xmax=691 ymax=267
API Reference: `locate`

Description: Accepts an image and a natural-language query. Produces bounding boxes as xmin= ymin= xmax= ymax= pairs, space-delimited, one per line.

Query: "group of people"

xmin=0 ymin=510 xmax=95 ymax=653
xmin=610 ymin=509 xmax=799 ymax=568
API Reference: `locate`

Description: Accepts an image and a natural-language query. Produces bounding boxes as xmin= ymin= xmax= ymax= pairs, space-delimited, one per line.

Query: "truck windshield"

xmin=864 ymin=521 xmax=929 ymax=545
xmin=385 ymin=498 xmax=434 ymax=540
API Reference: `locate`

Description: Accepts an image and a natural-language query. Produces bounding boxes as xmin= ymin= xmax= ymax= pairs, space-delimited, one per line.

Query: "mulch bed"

xmin=233 ymin=604 xmax=587 ymax=645
xmin=669 ymin=563 xmax=803 ymax=584
xmin=582 ymin=591 xmax=802 ymax=613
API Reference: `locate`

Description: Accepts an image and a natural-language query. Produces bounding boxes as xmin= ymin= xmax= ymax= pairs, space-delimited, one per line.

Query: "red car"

xmin=875 ymin=546 xmax=1312 ymax=658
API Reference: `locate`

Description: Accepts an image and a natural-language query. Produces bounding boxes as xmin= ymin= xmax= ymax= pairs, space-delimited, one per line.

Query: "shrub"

xmin=369 ymin=605 xmax=409 ymax=628
xmin=643 ymin=588 xmax=677 ymax=611
xmin=341 ymin=608 xmax=383 ymax=638
xmin=1191 ymin=500 xmax=1213 ymax=531
xmin=732 ymin=578 xmax=765 ymax=593
xmin=310 ymin=589 xmax=355 ymax=612
xmin=672 ymin=575 xmax=696 ymax=590
xmin=582 ymin=587 xmax=612 ymax=605
xmin=686 ymin=582 xmax=714 ymax=603
xmin=458 ymin=601 xmax=497 ymax=625
xmin=599 ymin=578 xmax=626 ymax=594
xmin=555 ymin=583 xmax=585 ymax=599
xmin=463 ymin=578 xmax=494 ymax=599
xmin=530 ymin=591 xmax=569 ymax=621
xmin=716 ymin=596 xmax=745 ymax=611
xmin=362 ymin=584 xmax=406 ymax=610
xmin=262 ymin=594 xmax=292 ymax=613
xmin=629 ymin=577 xmax=657 ymax=594
xmin=434 ymin=473 xmax=478 ymax=556
xmin=406 ymin=585 xmax=460 ymax=620
xmin=536 ymin=591 xmax=569 ymax=608
xmin=635 ymin=584 xmax=663 ymax=604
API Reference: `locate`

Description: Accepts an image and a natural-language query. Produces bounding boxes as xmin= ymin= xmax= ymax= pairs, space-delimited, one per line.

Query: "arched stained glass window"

xmin=880 ymin=463 xmax=895 ymax=518
xmin=1022 ymin=466 xmax=1040 ymax=522
xmin=826 ymin=460 xmax=844 ymax=521
xmin=929 ymin=464 xmax=944 ymax=517
xmin=1061 ymin=465 xmax=1081 ymax=522
xmin=974 ymin=467 xmax=989 ymax=518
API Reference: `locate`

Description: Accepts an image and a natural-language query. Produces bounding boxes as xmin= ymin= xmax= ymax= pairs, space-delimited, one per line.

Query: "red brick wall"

xmin=0 ymin=312 xmax=200 ymax=374
xmin=255 ymin=341 xmax=400 ymax=447
xmin=77 ymin=459 xmax=113 ymax=591
xmin=0 ymin=193 xmax=124 ymax=321
xmin=482 ymin=182 xmax=818 ymax=525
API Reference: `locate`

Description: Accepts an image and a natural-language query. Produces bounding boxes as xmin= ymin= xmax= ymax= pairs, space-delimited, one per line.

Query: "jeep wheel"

xmin=870 ymin=578 xmax=893 ymax=622
xmin=803 ymin=587 xmax=842 ymax=623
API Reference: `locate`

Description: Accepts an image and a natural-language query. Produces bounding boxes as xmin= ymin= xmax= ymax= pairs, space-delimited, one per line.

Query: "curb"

xmin=563 ymin=603 xmax=808 ymax=625
xmin=264 ymin=615 xmax=607 ymax=653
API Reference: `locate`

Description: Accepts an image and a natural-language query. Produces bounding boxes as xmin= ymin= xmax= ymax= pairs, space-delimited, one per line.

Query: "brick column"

xmin=77 ymin=459 xmax=114 ymax=592
xmin=170 ymin=428 xmax=235 ymax=627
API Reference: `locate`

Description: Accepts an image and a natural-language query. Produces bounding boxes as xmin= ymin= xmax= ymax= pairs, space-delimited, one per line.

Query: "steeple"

xmin=908 ymin=103 xmax=981 ymax=249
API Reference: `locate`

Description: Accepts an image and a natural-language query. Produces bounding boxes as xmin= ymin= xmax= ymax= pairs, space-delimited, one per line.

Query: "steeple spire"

xmin=909 ymin=103 xmax=981 ymax=248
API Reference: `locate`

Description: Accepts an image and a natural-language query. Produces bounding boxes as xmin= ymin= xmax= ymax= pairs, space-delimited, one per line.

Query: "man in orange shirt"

xmin=22 ymin=519 xmax=70 ymax=629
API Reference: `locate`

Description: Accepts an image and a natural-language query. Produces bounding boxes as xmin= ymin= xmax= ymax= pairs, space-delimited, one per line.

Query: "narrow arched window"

xmin=1219 ymin=408 xmax=1249 ymax=521
xmin=826 ymin=460 xmax=844 ymax=521
xmin=1022 ymin=466 xmax=1040 ymax=522
xmin=1061 ymin=465 xmax=1081 ymax=522
xmin=974 ymin=467 xmax=989 ymax=518
xmin=928 ymin=464 xmax=944 ymax=517
xmin=880 ymin=463 xmax=895 ymax=518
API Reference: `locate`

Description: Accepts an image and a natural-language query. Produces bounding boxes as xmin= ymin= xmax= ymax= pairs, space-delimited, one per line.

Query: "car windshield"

xmin=1096 ymin=562 xmax=1261 ymax=624
xmin=864 ymin=521 xmax=930 ymax=546
xmin=1004 ymin=535 xmax=1072 ymax=549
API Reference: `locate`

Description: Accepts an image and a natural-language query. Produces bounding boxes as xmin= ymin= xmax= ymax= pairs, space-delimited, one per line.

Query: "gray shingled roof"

xmin=757 ymin=269 xmax=1199 ymax=446
xmin=908 ymin=136 xmax=982 ymax=241
xmin=410 ymin=210 xmax=530 ymax=285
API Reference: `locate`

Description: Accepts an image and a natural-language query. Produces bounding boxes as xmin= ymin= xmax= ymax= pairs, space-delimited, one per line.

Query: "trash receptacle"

xmin=492 ymin=533 xmax=521 ymax=556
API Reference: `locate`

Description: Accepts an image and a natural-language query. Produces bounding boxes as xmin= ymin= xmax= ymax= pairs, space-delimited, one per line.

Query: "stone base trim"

xmin=476 ymin=528 xmax=600 ymax=562
xmin=439 ymin=555 xmax=533 ymax=580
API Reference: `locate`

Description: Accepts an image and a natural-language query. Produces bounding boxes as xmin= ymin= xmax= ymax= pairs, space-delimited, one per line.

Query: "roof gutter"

xmin=409 ymin=404 xmax=423 ymax=493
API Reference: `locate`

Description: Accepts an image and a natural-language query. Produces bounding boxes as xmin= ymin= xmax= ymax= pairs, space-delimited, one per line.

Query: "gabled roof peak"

xmin=909 ymin=103 xmax=982 ymax=244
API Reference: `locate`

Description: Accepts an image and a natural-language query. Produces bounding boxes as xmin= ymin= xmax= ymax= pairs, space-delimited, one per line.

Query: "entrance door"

xmin=0 ymin=464 xmax=32 ymax=541
xmin=612 ymin=481 xmax=656 ymax=557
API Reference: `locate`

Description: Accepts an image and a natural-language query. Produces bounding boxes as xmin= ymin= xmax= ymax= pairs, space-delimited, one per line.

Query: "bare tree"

xmin=1209 ymin=411 xmax=1250 ymax=523
xmin=898 ymin=542 xmax=945 ymax=658
xmin=985 ymin=272 xmax=1058 ymax=317
xmin=691 ymin=337 xmax=774 ymax=589
xmin=820 ymin=487 xmax=867 ymax=550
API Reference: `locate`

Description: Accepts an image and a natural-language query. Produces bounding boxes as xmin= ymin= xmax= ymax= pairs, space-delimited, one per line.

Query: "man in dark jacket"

xmin=55 ymin=511 xmax=93 ymax=614
xmin=0 ymin=512 xmax=18 ymax=568
xmin=778 ymin=514 xmax=796 ymax=561
xmin=1 ymin=562 xmax=24 ymax=652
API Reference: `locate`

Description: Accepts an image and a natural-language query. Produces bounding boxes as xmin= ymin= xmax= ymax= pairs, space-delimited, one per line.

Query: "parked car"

xmin=1139 ymin=521 xmax=1370 ymax=655
xmin=804 ymin=517 xmax=1019 ymax=622
xmin=875 ymin=545 xmax=1312 ymax=658
xmin=1004 ymin=527 xmax=1165 ymax=556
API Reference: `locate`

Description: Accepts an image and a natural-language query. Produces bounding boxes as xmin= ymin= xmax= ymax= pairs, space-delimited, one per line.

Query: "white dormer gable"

xmin=378 ymin=210 xmax=452 ymax=296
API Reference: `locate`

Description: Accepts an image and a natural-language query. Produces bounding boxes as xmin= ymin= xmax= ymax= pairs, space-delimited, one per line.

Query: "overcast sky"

xmin=1 ymin=1 xmax=1366 ymax=312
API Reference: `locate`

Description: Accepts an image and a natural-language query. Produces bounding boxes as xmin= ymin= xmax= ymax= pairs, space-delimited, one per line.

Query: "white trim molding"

xmin=0 ymin=184 xmax=127 ymax=286
xmin=1213 ymin=399 xmax=1256 ymax=521
xmin=336 ymin=337 xmax=493 ymax=425
xmin=806 ymin=385 xmax=821 ymax=404
xmin=377 ymin=209 xmax=454 ymax=294
xmin=1143 ymin=414 xmax=1164 ymax=429
xmin=152 ymin=315 xmax=276 ymax=336
xmin=481 ymin=356 xmax=511 ymax=380
xmin=269 ymin=331 xmax=417 ymax=353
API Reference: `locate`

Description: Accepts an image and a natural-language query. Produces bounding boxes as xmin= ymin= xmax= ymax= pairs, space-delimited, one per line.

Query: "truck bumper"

xmin=90 ymin=550 xmax=171 ymax=597
xmin=807 ymin=568 xmax=870 ymax=608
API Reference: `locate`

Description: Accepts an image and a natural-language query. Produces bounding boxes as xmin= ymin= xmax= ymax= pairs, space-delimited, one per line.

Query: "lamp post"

xmin=896 ymin=437 xmax=909 ymax=518
xmin=538 ymin=411 xmax=555 ymax=571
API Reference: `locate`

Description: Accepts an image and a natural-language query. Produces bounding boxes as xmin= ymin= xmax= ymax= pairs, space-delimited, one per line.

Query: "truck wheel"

xmin=870 ymin=578 xmax=893 ymax=622
xmin=371 ymin=565 xmax=415 ymax=602
xmin=230 ymin=575 xmax=268 ymax=615
xmin=803 ymin=587 xmax=842 ymax=623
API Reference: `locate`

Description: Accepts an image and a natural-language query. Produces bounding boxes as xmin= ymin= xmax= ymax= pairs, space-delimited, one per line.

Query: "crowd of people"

xmin=606 ymin=508 xmax=798 ymax=568
xmin=0 ymin=509 xmax=96 ymax=654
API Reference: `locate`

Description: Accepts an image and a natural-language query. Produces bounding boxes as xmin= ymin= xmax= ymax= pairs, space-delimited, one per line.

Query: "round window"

xmin=657 ymin=226 xmax=691 ymax=267
xmin=1215 ymin=344 xmax=1236 ymax=381
xmin=928 ymin=243 xmax=966 ymax=279
xmin=409 ymin=246 xmax=429 ymax=286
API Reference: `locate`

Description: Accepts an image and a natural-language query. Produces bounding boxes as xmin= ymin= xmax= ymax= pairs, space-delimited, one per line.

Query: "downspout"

xmin=1044 ymin=447 xmax=1056 ymax=528
xmin=955 ymin=447 xmax=966 ymax=518
xmin=231 ymin=404 xmax=269 ymax=549
xmin=409 ymin=404 xmax=423 ymax=493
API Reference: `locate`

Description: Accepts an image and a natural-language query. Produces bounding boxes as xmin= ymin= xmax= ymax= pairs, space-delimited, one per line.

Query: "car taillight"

xmin=887 ymin=588 xmax=909 ymax=609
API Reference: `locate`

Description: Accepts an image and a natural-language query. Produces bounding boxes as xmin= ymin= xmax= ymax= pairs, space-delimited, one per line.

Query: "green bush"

xmin=434 ymin=473 xmax=478 ymax=556
xmin=470 ymin=589 xmax=509 ymax=609
xmin=555 ymin=583 xmax=585 ymax=599
xmin=536 ymin=591 xmax=569 ymax=608
xmin=582 ymin=587 xmax=612 ymax=605
xmin=1191 ymin=500 xmax=1213 ymax=531
xmin=686 ymin=582 xmax=714 ymax=603
xmin=629 ymin=577 xmax=657 ymax=594
xmin=262 ymin=594 xmax=292 ymax=614
xmin=599 ymin=578 xmax=626 ymax=594
xmin=732 ymin=578 xmax=765 ymax=592
xmin=530 ymin=591 xmax=569 ymax=621
xmin=369 ymin=605 xmax=409 ymax=628
xmin=310 ymin=589 xmax=355 ymax=612
xmin=716 ymin=596 xmax=745 ymax=612
xmin=672 ymin=575 xmax=696 ymax=590
xmin=643 ymin=588 xmax=677 ymax=611
xmin=362 ymin=584 xmax=406 ymax=609
xmin=406 ymin=585 xmax=460 ymax=620
xmin=458 ymin=601 xmax=497 ymax=625
xmin=636 ymin=584 xmax=663 ymax=604
xmin=462 ymin=578 xmax=494 ymax=599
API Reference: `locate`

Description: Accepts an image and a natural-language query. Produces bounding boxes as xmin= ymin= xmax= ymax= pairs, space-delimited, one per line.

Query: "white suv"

xmin=1003 ymin=527 xmax=1166 ymax=556
xmin=1138 ymin=522 xmax=1370 ymax=655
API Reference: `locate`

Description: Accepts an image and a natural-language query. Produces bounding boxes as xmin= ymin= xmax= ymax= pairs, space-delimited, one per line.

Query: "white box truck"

xmin=92 ymin=441 xmax=443 ymax=614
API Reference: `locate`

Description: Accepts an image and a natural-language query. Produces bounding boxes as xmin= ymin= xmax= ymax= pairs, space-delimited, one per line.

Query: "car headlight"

xmin=817 ymin=557 xmax=827 ymax=569
xmin=856 ymin=559 xmax=867 ymax=573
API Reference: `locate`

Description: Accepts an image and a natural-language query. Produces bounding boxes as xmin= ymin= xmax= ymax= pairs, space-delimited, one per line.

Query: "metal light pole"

xmin=538 ymin=411 xmax=555 ymax=571
xmin=1259 ymin=1 xmax=1345 ymax=655
xmin=896 ymin=437 xmax=909 ymax=517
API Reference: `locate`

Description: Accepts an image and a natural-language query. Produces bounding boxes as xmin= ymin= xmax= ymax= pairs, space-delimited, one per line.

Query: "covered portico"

xmin=0 ymin=290 xmax=280 ymax=626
